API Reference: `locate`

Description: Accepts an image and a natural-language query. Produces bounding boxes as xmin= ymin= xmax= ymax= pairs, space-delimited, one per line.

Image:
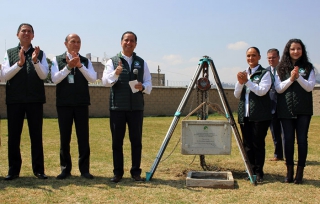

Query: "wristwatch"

xmin=141 ymin=85 xmax=145 ymax=92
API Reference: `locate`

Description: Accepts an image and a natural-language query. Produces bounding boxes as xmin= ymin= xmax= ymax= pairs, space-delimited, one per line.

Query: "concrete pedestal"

xmin=186 ymin=171 xmax=234 ymax=189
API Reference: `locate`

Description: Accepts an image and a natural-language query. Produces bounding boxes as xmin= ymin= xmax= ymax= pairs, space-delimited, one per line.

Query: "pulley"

xmin=197 ymin=77 xmax=211 ymax=91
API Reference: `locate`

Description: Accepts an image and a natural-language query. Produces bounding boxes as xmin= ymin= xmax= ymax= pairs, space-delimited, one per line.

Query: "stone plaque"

xmin=181 ymin=120 xmax=231 ymax=155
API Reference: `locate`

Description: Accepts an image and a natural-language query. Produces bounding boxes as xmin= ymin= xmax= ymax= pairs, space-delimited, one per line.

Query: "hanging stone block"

xmin=181 ymin=120 xmax=231 ymax=155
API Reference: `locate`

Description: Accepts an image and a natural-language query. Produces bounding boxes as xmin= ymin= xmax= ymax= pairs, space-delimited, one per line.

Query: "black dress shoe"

xmin=81 ymin=173 xmax=94 ymax=179
xmin=256 ymin=175 xmax=263 ymax=183
xmin=132 ymin=175 xmax=145 ymax=182
xmin=110 ymin=175 xmax=122 ymax=183
xmin=56 ymin=172 xmax=71 ymax=180
xmin=4 ymin=175 xmax=19 ymax=180
xmin=35 ymin=173 xmax=48 ymax=179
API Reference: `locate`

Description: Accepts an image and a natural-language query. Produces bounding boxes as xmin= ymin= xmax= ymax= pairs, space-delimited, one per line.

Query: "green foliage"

xmin=44 ymin=58 xmax=52 ymax=83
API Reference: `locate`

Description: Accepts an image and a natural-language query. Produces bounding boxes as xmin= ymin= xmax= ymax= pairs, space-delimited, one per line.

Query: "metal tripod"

xmin=146 ymin=56 xmax=256 ymax=185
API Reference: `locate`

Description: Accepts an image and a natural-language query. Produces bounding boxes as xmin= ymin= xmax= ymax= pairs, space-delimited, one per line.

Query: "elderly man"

xmin=51 ymin=33 xmax=97 ymax=179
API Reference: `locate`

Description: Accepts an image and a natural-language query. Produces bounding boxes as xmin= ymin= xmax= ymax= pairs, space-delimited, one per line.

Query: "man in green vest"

xmin=1 ymin=23 xmax=49 ymax=180
xmin=51 ymin=33 xmax=97 ymax=180
xmin=102 ymin=31 xmax=152 ymax=183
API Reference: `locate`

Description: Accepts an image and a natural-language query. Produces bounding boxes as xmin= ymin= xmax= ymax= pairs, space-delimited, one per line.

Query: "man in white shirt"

xmin=266 ymin=48 xmax=284 ymax=161
xmin=51 ymin=33 xmax=97 ymax=180
xmin=102 ymin=31 xmax=152 ymax=183
xmin=2 ymin=23 xmax=49 ymax=180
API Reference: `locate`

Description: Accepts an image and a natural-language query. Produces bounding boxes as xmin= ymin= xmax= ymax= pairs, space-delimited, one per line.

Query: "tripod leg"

xmin=146 ymin=62 xmax=205 ymax=181
xmin=208 ymin=59 xmax=256 ymax=185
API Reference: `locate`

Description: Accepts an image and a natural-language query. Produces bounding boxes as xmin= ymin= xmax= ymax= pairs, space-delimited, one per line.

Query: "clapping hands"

xmin=66 ymin=51 xmax=82 ymax=68
xmin=290 ymin=66 xmax=299 ymax=81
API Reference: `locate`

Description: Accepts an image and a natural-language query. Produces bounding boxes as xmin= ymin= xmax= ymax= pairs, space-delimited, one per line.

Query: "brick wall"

xmin=0 ymin=83 xmax=319 ymax=118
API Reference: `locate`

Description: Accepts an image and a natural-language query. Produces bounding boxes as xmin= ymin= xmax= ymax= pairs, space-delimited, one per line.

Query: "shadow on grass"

xmin=306 ymin=160 xmax=320 ymax=166
xmin=0 ymin=167 xmax=319 ymax=190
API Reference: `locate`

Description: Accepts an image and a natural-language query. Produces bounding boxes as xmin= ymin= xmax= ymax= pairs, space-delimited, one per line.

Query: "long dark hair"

xmin=277 ymin=39 xmax=313 ymax=81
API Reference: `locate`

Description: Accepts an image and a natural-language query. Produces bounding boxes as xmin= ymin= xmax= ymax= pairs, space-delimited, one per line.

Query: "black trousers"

xmin=240 ymin=117 xmax=270 ymax=178
xmin=110 ymin=110 xmax=143 ymax=177
xmin=7 ymin=103 xmax=45 ymax=175
xmin=57 ymin=106 xmax=90 ymax=174
xmin=281 ymin=115 xmax=311 ymax=167
xmin=270 ymin=113 xmax=284 ymax=159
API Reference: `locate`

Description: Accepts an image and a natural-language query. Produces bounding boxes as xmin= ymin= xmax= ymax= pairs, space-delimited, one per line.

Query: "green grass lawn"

xmin=0 ymin=116 xmax=319 ymax=204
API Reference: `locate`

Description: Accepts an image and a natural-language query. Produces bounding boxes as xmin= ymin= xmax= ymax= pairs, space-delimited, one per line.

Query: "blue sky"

xmin=1 ymin=0 xmax=319 ymax=84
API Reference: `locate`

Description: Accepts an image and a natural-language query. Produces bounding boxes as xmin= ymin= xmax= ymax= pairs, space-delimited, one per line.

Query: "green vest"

xmin=6 ymin=44 xmax=45 ymax=104
xmin=238 ymin=66 xmax=272 ymax=123
xmin=55 ymin=52 xmax=90 ymax=106
xmin=277 ymin=67 xmax=313 ymax=118
xmin=109 ymin=52 xmax=144 ymax=111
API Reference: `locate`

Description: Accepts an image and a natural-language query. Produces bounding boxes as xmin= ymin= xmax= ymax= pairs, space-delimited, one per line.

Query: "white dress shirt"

xmin=51 ymin=52 xmax=97 ymax=84
xmin=1 ymin=46 xmax=49 ymax=80
xmin=101 ymin=52 xmax=152 ymax=94
xmin=274 ymin=68 xmax=315 ymax=93
xmin=234 ymin=65 xmax=272 ymax=117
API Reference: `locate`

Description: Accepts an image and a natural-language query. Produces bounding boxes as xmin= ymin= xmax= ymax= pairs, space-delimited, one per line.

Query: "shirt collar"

xmin=248 ymin=64 xmax=260 ymax=74
xmin=121 ymin=52 xmax=133 ymax=60
xmin=18 ymin=44 xmax=32 ymax=52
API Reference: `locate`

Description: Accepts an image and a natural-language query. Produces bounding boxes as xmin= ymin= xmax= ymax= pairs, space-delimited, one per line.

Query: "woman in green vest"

xmin=234 ymin=47 xmax=272 ymax=183
xmin=275 ymin=39 xmax=316 ymax=184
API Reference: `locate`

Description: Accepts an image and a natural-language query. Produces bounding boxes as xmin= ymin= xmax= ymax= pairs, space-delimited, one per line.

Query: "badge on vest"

xmin=251 ymin=75 xmax=260 ymax=84
xmin=68 ymin=75 xmax=74 ymax=83
xmin=133 ymin=61 xmax=141 ymax=69
xmin=299 ymin=67 xmax=306 ymax=77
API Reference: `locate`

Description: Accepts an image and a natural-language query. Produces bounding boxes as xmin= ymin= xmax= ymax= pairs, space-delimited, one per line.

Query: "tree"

xmin=44 ymin=58 xmax=52 ymax=83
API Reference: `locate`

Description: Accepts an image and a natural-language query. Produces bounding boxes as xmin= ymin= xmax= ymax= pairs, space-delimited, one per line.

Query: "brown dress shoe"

xmin=110 ymin=175 xmax=122 ymax=183
xmin=132 ymin=175 xmax=145 ymax=182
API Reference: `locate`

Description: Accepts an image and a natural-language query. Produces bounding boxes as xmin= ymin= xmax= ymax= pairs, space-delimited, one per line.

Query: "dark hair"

xmin=121 ymin=31 xmax=137 ymax=42
xmin=247 ymin=47 xmax=260 ymax=55
xmin=277 ymin=39 xmax=313 ymax=81
xmin=267 ymin=48 xmax=279 ymax=56
xmin=17 ymin=23 xmax=34 ymax=34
